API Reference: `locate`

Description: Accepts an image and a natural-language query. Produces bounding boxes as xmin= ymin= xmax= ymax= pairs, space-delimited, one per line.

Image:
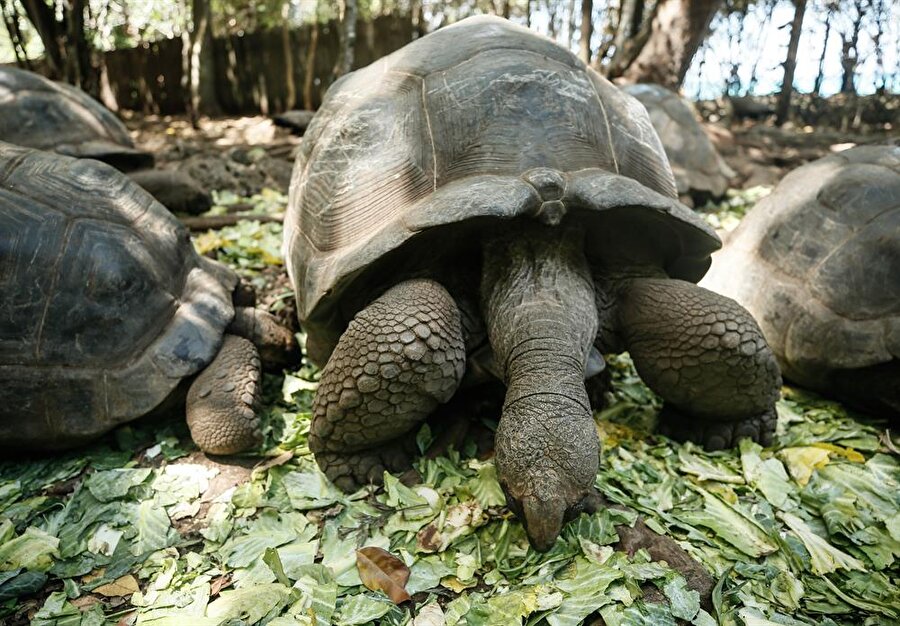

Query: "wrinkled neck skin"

xmin=481 ymin=221 xmax=600 ymax=552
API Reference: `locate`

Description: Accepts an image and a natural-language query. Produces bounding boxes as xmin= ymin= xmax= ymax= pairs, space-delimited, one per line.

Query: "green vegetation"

xmin=0 ymin=191 xmax=897 ymax=625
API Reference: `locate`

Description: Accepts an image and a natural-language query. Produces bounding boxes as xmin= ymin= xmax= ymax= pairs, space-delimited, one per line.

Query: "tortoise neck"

xmin=480 ymin=223 xmax=599 ymax=399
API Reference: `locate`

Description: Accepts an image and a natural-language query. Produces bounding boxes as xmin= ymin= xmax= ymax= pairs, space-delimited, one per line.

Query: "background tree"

xmin=813 ymin=0 xmax=836 ymax=95
xmin=334 ymin=0 xmax=357 ymax=78
xmin=184 ymin=0 xmax=219 ymax=123
xmin=578 ymin=0 xmax=592 ymax=63
xmin=775 ymin=0 xmax=808 ymax=125
xmin=0 ymin=0 xmax=31 ymax=68
xmin=836 ymin=0 xmax=867 ymax=94
xmin=17 ymin=0 xmax=96 ymax=94
xmin=618 ymin=0 xmax=724 ymax=89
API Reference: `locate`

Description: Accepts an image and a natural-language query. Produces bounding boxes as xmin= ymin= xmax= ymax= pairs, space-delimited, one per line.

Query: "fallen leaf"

xmin=440 ymin=575 xmax=477 ymax=593
xmin=416 ymin=525 xmax=441 ymax=553
xmin=413 ymin=602 xmax=446 ymax=626
xmin=116 ymin=610 xmax=137 ymax=626
xmin=253 ymin=450 xmax=294 ymax=475
xmin=93 ymin=574 xmax=139 ymax=597
xmin=356 ymin=546 xmax=411 ymax=604
xmin=811 ymin=442 xmax=865 ymax=463
xmin=210 ymin=574 xmax=232 ymax=597
xmin=70 ymin=595 xmax=102 ymax=609
xmin=81 ymin=569 xmax=106 ymax=585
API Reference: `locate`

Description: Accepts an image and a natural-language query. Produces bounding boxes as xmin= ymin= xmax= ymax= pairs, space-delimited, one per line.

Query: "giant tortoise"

xmin=0 ymin=67 xmax=210 ymax=214
xmin=0 ymin=142 xmax=296 ymax=454
xmin=284 ymin=16 xmax=781 ymax=551
xmin=703 ymin=145 xmax=899 ymax=419
xmin=623 ymin=84 xmax=735 ymax=203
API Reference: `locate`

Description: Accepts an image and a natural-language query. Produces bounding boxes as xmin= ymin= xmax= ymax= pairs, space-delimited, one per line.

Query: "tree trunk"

xmin=565 ymin=0 xmax=577 ymax=48
xmin=525 ymin=0 xmax=532 ymax=27
xmin=501 ymin=0 xmax=511 ymax=19
xmin=871 ymin=0 xmax=886 ymax=93
xmin=611 ymin=0 xmax=642 ymax=58
xmin=620 ymin=0 xmax=723 ymax=90
xmin=303 ymin=15 xmax=320 ymax=110
xmin=185 ymin=0 xmax=219 ymax=124
xmin=547 ymin=0 xmax=559 ymax=39
xmin=579 ymin=0 xmax=593 ymax=63
xmin=334 ymin=0 xmax=357 ymax=79
xmin=64 ymin=0 xmax=95 ymax=95
xmin=281 ymin=26 xmax=296 ymax=110
xmin=813 ymin=9 xmax=832 ymax=95
xmin=838 ymin=0 xmax=864 ymax=95
xmin=20 ymin=0 xmax=65 ymax=78
xmin=1 ymin=0 xmax=30 ymax=68
xmin=775 ymin=0 xmax=807 ymax=126
xmin=411 ymin=0 xmax=425 ymax=38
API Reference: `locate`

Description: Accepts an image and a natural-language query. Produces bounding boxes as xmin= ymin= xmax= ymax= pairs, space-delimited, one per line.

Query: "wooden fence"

xmin=100 ymin=14 xmax=415 ymax=115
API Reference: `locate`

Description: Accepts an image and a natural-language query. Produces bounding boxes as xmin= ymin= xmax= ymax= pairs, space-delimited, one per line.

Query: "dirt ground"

xmin=122 ymin=110 xmax=895 ymax=201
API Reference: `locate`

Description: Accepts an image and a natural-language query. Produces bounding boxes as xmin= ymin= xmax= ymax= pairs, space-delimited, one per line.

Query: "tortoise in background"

xmin=703 ymin=145 xmax=899 ymax=419
xmin=0 ymin=143 xmax=297 ymax=454
xmin=623 ymin=84 xmax=735 ymax=204
xmin=0 ymin=66 xmax=211 ymax=214
xmin=285 ymin=16 xmax=781 ymax=551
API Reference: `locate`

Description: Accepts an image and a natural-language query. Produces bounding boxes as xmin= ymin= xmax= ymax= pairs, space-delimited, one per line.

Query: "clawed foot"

xmin=657 ymin=405 xmax=777 ymax=450
xmin=313 ymin=436 xmax=417 ymax=492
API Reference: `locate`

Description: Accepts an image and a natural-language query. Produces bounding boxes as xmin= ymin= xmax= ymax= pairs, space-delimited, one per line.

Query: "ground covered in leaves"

xmin=1 ymin=123 xmax=898 ymax=624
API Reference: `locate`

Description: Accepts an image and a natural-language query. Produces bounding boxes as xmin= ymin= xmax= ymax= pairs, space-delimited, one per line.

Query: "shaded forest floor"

xmin=0 ymin=114 xmax=897 ymax=626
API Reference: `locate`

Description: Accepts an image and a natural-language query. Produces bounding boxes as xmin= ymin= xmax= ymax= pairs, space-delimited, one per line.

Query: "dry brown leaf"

xmin=253 ymin=450 xmax=294 ymax=475
xmin=93 ymin=574 xmax=140 ymax=597
xmin=356 ymin=546 xmax=412 ymax=604
xmin=210 ymin=574 xmax=232 ymax=597
xmin=116 ymin=610 xmax=138 ymax=626
xmin=81 ymin=568 xmax=106 ymax=584
xmin=416 ymin=525 xmax=441 ymax=553
xmin=70 ymin=595 xmax=102 ymax=610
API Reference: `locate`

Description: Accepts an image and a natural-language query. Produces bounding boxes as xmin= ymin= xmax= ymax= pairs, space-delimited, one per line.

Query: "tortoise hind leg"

xmin=617 ymin=278 xmax=781 ymax=449
xmin=186 ymin=335 xmax=262 ymax=454
xmin=311 ymin=279 xmax=466 ymax=491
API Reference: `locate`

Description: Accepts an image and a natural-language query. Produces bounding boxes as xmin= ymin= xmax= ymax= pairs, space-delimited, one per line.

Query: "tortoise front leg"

xmin=617 ymin=278 xmax=781 ymax=449
xmin=186 ymin=335 xmax=262 ymax=454
xmin=310 ymin=279 xmax=466 ymax=491
xmin=229 ymin=307 xmax=299 ymax=370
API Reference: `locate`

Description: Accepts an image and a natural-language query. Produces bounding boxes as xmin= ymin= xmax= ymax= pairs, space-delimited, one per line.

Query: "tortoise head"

xmin=494 ymin=393 xmax=600 ymax=552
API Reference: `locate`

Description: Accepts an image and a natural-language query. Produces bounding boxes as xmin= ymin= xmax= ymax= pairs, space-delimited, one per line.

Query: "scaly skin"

xmin=481 ymin=223 xmax=600 ymax=552
xmin=309 ymin=225 xmax=782 ymax=551
xmin=186 ymin=335 xmax=262 ymax=454
xmin=309 ymin=279 xmax=467 ymax=490
xmin=618 ymin=278 xmax=781 ymax=449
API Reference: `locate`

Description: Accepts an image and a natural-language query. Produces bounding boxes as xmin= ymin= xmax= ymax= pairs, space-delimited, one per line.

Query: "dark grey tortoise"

xmin=704 ymin=145 xmax=899 ymax=419
xmin=0 ymin=142 xmax=297 ymax=454
xmin=623 ymin=84 xmax=735 ymax=204
xmin=0 ymin=67 xmax=211 ymax=214
xmin=284 ymin=16 xmax=781 ymax=551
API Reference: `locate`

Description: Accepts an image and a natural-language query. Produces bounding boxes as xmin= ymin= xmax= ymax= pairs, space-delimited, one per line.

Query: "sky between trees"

xmin=0 ymin=0 xmax=896 ymax=100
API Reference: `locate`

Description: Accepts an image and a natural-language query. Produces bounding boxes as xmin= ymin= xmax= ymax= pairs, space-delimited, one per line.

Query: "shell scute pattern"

xmin=0 ymin=67 xmax=134 ymax=153
xmin=0 ymin=144 xmax=237 ymax=444
xmin=287 ymin=16 xmax=716 ymax=364
xmin=704 ymin=145 xmax=900 ymax=379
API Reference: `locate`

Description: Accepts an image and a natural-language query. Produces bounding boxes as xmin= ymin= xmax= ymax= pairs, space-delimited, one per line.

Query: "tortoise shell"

xmin=703 ymin=145 xmax=900 ymax=386
xmin=0 ymin=67 xmax=153 ymax=171
xmin=623 ymin=84 xmax=734 ymax=198
xmin=285 ymin=16 xmax=720 ymax=364
xmin=0 ymin=143 xmax=236 ymax=448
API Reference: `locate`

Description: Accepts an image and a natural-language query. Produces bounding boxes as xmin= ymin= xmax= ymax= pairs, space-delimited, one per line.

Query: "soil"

xmin=124 ymin=113 xmax=302 ymax=197
xmin=124 ymin=110 xmax=896 ymax=202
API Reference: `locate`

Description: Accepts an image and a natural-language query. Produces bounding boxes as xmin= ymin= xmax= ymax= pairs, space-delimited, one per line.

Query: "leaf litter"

xmin=0 ymin=194 xmax=897 ymax=625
